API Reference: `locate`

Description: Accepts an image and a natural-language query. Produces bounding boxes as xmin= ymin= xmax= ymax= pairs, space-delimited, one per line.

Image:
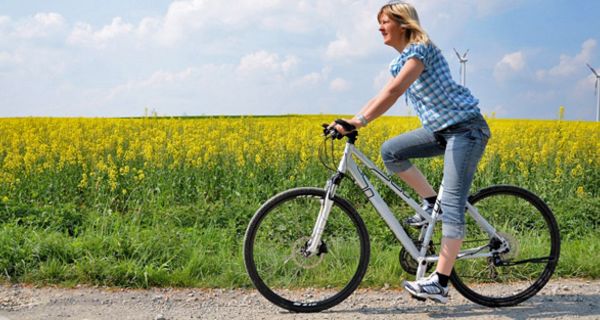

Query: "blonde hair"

xmin=377 ymin=1 xmax=431 ymax=45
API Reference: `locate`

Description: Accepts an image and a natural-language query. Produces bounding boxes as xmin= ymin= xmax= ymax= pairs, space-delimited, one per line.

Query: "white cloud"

xmin=323 ymin=1 xmax=382 ymax=60
xmin=373 ymin=69 xmax=390 ymax=91
xmin=3 ymin=0 xmax=595 ymax=120
xmin=536 ymin=38 xmax=597 ymax=79
xmin=1 ymin=12 xmax=66 ymax=39
xmin=408 ymin=0 xmax=525 ymax=45
xmin=261 ymin=15 xmax=314 ymax=34
xmin=0 ymin=15 xmax=9 ymax=26
xmin=494 ymin=51 xmax=525 ymax=81
xmin=19 ymin=12 xmax=65 ymax=38
xmin=291 ymin=66 xmax=331 ymax=87
xmin=156 ymin=0 xmax=287 ymax=45
xmin=108 ymin=68 xmax=194 ymax=99
xmin=295 ymin=72 xmax=322 ymax=86
xmin=237 ymin=50 xmax=299 ymax=76
xmin=60 ymin=0 xmax=382 ymax=54
xmin=68 ymin=17 xmax=134 ymax=48
xmin=573 ymin=73 xmax=599 ymax=99
xmin=0 ymin=51 xmax=19 ymax=65
xmin=62 ymin=0 xmax=310 ymax=48
xmin=330 ymin=78 xmax=350 ymax=92
xmin=95 ymin=50 xmax=343 ymax=116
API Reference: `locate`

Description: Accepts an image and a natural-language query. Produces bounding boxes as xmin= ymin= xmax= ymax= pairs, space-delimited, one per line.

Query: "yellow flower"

xmin=576 ymin=186 xmax=586 ymax=198
xmin=0 ymin=116 xmax=597 ymax=203
xmin=78 ymin=173 xmax=88 ymax=189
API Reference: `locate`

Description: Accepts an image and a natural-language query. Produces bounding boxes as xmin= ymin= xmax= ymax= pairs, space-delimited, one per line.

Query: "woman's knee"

xmin=380 ymin=139 xmax=396 ymax=162
xmin=381 ymin=140 xmax=412 ymax=173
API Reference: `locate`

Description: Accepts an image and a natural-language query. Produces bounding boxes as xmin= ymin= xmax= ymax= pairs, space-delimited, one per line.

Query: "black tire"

xmin=244 ymin=187 xmax=370 ymax=313
xmin=450 ymin=185 xmax=561 ymax=307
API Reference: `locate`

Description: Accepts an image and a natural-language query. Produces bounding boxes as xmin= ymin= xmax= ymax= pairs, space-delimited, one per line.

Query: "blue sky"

xmin=1 ymin=0 xmax=598 ymax=120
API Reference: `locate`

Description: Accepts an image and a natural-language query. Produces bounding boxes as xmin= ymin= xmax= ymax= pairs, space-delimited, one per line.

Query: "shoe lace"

xmin=419 ymin=274 xmax=443 ymax=290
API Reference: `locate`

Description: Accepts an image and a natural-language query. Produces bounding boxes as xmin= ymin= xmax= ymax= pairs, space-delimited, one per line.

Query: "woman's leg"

xmin=436 ymin=238 xmax=463 ymax=275
xmin=397 ymin=166 xmax=437 ymax=198
xmin=403 ymin=122 xmax=489 ymax=303
xmin=434 ymin=125 xmax=489 ymax=284
xmin=436 ymin=127 xmax=488 ymax=261
xmin=380 ymin=127 xmax=444 ymax=196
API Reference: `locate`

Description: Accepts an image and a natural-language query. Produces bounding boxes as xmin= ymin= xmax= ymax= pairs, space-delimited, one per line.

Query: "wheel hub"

xmin=289 ymin=237 xmax=325 ymax=269
xmin=494 ymin=231 xmax=520 ymax=261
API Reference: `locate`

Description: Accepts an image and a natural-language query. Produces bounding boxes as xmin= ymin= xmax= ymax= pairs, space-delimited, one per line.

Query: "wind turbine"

xmin=454 ymin=48 xmax=469 ymax=86
xmin=587 ymin=63 xmax=600 ymax=121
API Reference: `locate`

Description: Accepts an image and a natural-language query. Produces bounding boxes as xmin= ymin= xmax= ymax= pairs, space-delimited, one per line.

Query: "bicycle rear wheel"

xmin=450 ymin=185 xmax=560 ymax=307
xmin=244 ymin=187 xmax=370 ymax=313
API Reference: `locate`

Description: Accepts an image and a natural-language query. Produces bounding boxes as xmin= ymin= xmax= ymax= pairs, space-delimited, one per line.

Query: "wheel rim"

xmin=247 ymin=191 xmax=367 ymax=308
xmin=452 ymin=187 xmax=559 ymax=304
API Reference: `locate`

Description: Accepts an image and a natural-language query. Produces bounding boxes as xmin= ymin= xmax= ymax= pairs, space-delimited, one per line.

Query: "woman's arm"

xmin=336 ymin=58 xmax=424 ymax=132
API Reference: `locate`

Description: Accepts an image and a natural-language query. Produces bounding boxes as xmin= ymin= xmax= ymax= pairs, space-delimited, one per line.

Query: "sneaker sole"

xmin=402 ymin=281 xmax=448 ymax=304
xmin=407 ymin=222 xmax=428 ymax=228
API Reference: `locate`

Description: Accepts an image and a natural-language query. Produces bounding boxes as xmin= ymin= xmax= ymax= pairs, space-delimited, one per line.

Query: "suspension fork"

xmin=305 ymin=171 xmax=344 ymax=255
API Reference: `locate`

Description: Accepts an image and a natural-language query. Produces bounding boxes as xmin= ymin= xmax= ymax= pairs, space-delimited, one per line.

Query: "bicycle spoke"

xmin=450 ymin=186 xmax=560 ymax=307
xmin=244 ymin=188 xmax=369 ymax=312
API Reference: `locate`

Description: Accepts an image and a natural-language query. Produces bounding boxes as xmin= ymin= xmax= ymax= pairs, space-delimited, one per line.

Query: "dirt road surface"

xmin=1 ymin=279 xmax=599 ymax=319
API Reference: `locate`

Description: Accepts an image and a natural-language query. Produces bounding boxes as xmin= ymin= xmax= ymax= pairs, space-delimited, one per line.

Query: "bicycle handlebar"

xmin=322 ymin=119 xmax=357 ymax=140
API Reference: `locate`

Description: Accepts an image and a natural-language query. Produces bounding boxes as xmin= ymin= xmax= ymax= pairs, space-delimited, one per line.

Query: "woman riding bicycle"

xmin=331 ymin=0 xmax=491 ymax=303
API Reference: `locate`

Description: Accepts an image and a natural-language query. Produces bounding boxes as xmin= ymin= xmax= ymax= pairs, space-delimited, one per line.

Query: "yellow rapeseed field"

xmin=0 ymin=115 xmax=598 ymax=286
xmin=0 ymin=116 xmax=598 ymax=203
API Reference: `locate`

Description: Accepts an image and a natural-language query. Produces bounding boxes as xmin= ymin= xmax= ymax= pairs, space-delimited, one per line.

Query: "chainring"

xmin=399 ymin=242 xmax=435 ymax=275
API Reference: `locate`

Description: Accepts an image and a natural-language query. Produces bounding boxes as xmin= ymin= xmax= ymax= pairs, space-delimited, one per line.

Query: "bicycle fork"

xmin=305 ymin=172 xmax=343 ymax=256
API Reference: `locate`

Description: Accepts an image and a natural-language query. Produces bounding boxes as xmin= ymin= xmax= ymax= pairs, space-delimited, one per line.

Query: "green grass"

xmin=0 ymin=133 xmax=598 ymax=287
xmin=0 ymin=173 xmax=598 ymax=288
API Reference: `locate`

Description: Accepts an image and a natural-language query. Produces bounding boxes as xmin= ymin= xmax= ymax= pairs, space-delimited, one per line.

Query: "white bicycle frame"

xmin=307 ymin=140 xmax=505 ymax=280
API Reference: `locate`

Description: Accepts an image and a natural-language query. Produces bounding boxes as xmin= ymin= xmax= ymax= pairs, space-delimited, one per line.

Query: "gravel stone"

xmin=0 ymin=279 xmax=599 ymax=319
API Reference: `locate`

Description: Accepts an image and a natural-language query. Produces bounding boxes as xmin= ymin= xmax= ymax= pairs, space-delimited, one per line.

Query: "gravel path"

xmin=1 ymin=279 xmax=599 ymax=320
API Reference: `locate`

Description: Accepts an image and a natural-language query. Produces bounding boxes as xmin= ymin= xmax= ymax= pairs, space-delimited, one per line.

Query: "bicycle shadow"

xmin=326 ymin=294 xmax=600 ymax=319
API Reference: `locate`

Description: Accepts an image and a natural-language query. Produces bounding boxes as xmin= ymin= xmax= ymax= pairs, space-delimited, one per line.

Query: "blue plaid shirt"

xmin=390 ymin=43 xmax=481 ymax=132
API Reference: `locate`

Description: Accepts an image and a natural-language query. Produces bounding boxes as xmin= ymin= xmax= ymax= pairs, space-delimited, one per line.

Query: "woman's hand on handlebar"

xmin=328 ymin=118 xmax=362 ymax=136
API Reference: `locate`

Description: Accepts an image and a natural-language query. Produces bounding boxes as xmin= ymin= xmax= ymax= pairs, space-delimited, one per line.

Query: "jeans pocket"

xmin=480 ymin=126 xmax=491 ymax=139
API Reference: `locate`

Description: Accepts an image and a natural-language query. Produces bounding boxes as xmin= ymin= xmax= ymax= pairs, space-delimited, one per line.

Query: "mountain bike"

xmin=243 ymin=120 xmax=560 ymax=313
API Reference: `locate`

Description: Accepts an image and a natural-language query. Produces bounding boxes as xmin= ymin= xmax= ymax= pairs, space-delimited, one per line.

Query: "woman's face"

xmin=378 ymin=14 xmax=404 ymax=48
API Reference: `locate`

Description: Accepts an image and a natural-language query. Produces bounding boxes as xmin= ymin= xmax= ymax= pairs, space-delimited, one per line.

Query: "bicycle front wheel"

xmin=450 ymin=185 xmax=561 ymax=307
xmin=244 ymin=187 xmax=370 ymax=313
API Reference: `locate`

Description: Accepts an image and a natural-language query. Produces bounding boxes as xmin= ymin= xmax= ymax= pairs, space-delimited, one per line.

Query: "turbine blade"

xmin=588 ymin=63 xmax=599 ymax=77
xmin=453 ymin=48 xmax=461 ymax=60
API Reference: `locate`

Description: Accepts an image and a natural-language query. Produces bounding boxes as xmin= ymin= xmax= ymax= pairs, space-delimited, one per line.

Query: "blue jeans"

xmin=381 ymin=115 xmax=491 ymax=239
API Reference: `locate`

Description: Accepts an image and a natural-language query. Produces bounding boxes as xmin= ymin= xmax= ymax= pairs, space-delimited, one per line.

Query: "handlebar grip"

xmin=322 ymin=120 xmax=357 ymax=140
xmin=334 ymin=119 xmax=356 ymax=132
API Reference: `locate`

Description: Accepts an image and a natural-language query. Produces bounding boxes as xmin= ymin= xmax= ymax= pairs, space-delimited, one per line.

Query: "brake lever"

xmin=321 ymin=123 xmax=331 ymax=136
xmin=321 ymin=123 xmax=342 ymax=139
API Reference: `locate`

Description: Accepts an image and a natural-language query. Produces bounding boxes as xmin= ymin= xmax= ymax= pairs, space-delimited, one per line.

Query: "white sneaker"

xmin=404 ymin=201 xmax=433 ymax=227
xmin=402 ymin=273 xmax=449 ymax=303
